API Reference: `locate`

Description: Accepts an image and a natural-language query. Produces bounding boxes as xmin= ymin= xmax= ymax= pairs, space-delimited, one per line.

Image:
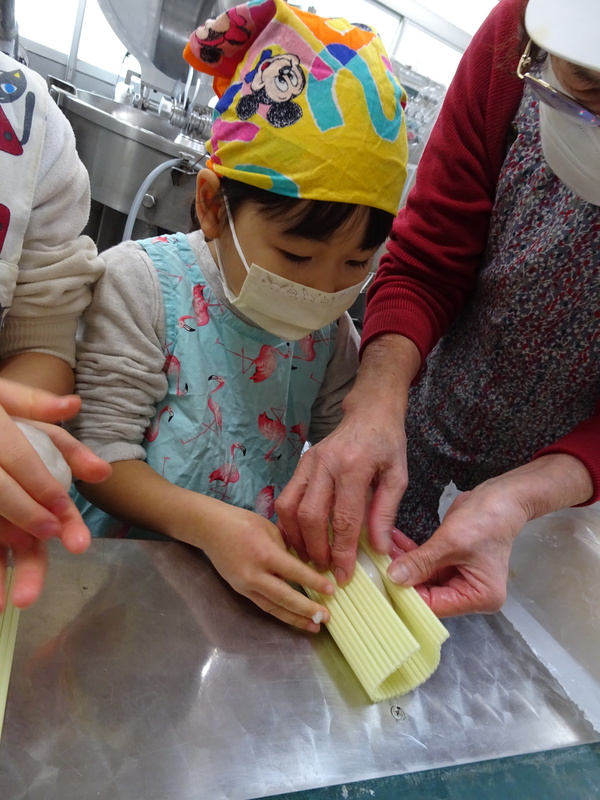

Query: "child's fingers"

xmin=26 ymin=421 xmax=112 ymax=484
xmin=247 ymin=583 xmax=327 ymax=632
xmin=0 ymin=464 xmax=63 ymax=540
xmin=0 ymin=380 xmax=81 ymax=423
xmin=0 ymin=521 xmax=48 ymax=609
xmin=272 ymin=548 xmax=335 ymax=596
xmin=251 ymin=569 xmax=330 ymax=623
xmin=51 ymin=506 xmax=92 ymax=554
xmin=9 ymin=535 xmax=48 ymax=608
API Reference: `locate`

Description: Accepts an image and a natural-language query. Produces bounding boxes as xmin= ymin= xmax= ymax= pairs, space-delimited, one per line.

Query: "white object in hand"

xmin=13 ymin=420 xmax=72 ymax=491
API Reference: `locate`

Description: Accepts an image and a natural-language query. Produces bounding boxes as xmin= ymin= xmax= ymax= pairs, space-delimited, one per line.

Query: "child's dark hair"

xmin=220 ymin=177 xmax=395 ymax=250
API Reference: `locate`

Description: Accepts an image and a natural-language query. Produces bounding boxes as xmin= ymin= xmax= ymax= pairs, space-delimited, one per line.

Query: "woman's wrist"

xmin=343 ymin=334 xmax=421 ymax=420
xmin=480 ymin=453 xmax=594 ymax=529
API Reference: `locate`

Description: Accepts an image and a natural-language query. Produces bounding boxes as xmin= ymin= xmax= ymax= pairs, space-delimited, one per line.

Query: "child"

xmin=69 ymin=0 xmax=408 ymax=631
xmin=0 ymin=50 xmax=110 ymax=609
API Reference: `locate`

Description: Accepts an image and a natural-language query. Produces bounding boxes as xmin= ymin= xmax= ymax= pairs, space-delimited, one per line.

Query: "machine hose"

xmin=122 ymin=157 xmax=185 ymax=242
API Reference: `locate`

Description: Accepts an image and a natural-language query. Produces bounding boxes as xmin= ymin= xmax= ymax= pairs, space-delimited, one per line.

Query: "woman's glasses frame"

xmin=517 ymin=39 xmax=600 ymax=127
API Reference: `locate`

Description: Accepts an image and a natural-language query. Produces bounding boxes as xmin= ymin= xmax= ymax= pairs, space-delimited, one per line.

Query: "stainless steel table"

xmin=1 ymin=540 xmax=597 ymax=799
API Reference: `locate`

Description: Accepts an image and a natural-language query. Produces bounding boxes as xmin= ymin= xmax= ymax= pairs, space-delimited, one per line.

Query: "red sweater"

xmin=362 ymin=0 xmax=600 ymax=502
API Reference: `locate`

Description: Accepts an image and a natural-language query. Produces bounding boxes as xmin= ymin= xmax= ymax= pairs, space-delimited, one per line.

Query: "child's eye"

xmin=346 ymin=259 xmax=370 ymax=269
xmin=281 ymin=250 xmax=311 ymax=263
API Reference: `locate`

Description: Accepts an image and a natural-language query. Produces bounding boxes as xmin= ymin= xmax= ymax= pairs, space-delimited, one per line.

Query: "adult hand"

xmin=385 ymin=454 xmax=595 ymax=617
xmin=276 ymin=334 xmax=421 ymax=586
xmin=201 ymin=503 xmax=335 ymax=632
xmin=276 ymin=407 xmax=408 ymax=586
xmin=0 ymin=378 xmax=111 ymax=550
xmin=386 ymin=489 xmax=525 ymax=617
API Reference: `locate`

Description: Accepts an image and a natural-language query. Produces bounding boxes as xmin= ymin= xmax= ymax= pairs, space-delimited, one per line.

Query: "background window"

xmin=15 ymin=0 xmax=80 ymax=55
xmin=311 ymin=0 xmax=401 ymax=53
xmin=393 ymin=23 xmax=462 ymax=87
xmin=410 ymin=0 xmax=499 ymax=36
xmin=77 ymin=0 xmax=127 ymax=76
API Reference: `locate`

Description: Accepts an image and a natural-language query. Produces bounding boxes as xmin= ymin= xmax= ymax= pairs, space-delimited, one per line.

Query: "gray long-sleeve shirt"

xmin=69 ymin=230 xmax=360 ymax=464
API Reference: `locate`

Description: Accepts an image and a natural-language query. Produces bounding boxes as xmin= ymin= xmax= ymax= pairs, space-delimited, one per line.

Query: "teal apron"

xmin=77 ymin=232 xmax=336 ymax=538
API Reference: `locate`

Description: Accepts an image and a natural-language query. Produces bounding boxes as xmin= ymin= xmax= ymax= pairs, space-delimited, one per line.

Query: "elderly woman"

xmin=277 ymin=0 xmax=600 ymax=617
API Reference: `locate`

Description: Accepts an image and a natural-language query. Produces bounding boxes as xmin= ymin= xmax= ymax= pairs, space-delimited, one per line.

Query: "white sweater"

xmin=0 ymin=69 xmax=104 ymax=368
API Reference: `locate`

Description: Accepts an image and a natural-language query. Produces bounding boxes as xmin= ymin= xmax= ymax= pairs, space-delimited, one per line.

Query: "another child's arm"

xmin=0 ymin=98 xmax=104 ymax=372
xmin=77 ymin=459 xmax=333 ymax=631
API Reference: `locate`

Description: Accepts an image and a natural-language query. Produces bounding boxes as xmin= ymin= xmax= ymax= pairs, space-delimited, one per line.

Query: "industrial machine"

xmin=43 ymin=0 xmax=236 ymax=248
xmin=3 ymin=0 xmax=446 ymax=298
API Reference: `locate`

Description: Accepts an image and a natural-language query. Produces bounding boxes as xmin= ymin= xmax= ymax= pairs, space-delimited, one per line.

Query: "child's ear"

xmin=195 ymin=168 xmax=224 ymax=239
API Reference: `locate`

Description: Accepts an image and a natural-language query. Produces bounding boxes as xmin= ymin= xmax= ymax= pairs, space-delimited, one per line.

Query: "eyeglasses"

xmin=517 ymin=39 xmax=600 ymax=127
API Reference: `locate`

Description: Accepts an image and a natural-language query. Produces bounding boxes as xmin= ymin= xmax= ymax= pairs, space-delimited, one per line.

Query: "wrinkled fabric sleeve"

xmin=361 ymin=0 xmax=526 ymax=369
xmin=0 ymin=98 xmax=105 ymax=367
xmin=67 ymin=241 xmax=167 ymax=463
xmin=307 ymin=312 xmax=359 ymax=443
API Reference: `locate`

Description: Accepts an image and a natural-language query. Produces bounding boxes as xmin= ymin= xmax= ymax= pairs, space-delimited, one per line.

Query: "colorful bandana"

xmin=184 ymin=0 xmax=407 ymax=215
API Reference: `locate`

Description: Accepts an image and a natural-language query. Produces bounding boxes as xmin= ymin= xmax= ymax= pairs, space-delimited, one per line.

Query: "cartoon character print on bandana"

xmin=236 ymin=48 xmax=306 ymax=128
xmin=0 ymin=68 xmax=35 ymax=156
xmin=192 ymin=7 xmax=252 ymax=65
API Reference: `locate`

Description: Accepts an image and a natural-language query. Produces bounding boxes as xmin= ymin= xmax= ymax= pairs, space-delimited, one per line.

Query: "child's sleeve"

xmin=0 ymin=99 xmax=105 ymax=368
xmin=307 ymin=312 xmax=360 ymax=444
xmin=67 ymin=241 xmax=168 ymax=464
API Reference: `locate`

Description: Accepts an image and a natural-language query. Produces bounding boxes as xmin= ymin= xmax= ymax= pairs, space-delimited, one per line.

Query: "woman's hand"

xmin=198 ymin=503 xmax=335 ymax=632
xmin=276 ymin=334 xmax=421 ymax=586
xmin=386 ymin=454 xmax=595 ymax=617
xmin=276 ymin=408 xmax=408 ymax=586
xmin=387 ymin=489 xmax=526 ymax=616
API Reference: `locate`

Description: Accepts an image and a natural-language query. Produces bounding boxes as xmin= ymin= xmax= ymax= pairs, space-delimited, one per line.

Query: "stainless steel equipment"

xmin=97 ymin=0 xmax=216 ymax=95
xmin=47 ymin=1 xmax=241 ymax=247
xmin=50 ymin=82 xmax=207 ymax=246
xmin=0 ymin=539 xmax=597 ymax=800
xmin=0 ymin=0 xmax=17 ymax=57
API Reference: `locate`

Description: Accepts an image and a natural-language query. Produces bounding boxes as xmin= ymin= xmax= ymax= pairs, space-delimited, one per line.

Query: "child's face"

xmin=215 ymin=201 xmax=378 ymax=296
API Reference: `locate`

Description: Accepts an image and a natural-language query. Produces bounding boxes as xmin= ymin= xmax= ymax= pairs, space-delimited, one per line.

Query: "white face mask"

xmin=214 ymin=203 xmax=369 ymax=341
xmin=538 ymin=59 xmax=600 ymax=207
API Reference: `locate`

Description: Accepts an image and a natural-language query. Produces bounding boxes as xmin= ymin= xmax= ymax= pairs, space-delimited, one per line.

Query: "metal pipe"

xmin=66 ymin=0 xmax=88 ymax=84
xmin=0 ymin=0 xmax=17 ymax=57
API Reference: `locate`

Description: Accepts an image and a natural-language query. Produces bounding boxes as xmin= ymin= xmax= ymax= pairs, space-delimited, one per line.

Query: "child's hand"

xmin=0 ymin=379 xmax=111 ymax=551
xmin=0 ymin=523 xmax=48 ymax=611
xmin=200 ymin=504 xmax=335 ymax=632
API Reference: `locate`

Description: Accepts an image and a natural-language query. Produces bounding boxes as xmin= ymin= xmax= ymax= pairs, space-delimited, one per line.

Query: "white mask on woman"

xmin=214 ymin=203 xmax=369 ymax=341
xmin=538 ymin=59 xmax=600 ymax=207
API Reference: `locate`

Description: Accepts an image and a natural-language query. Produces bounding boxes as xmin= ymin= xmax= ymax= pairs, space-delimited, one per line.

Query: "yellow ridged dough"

xmin=0 ymin=570 xmax=20 ymax=741
xmin=304 ymin=534 xmax=449 ymax=702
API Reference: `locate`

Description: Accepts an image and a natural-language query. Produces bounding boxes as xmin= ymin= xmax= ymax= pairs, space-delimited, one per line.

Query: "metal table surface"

xmin=0 ymin=539 xmax=598 ymax=800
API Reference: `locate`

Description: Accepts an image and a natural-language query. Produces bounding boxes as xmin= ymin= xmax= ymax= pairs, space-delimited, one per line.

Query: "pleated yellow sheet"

xmin=304 ymin=537 xmax=449 ymax=702
xmin=0 ymin=569 xmax=20 ymax=741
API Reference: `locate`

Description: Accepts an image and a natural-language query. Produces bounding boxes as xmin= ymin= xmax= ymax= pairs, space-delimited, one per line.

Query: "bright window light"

xmin=78 ymin=0 xmax=127 ymax=76
xmin=311 ymin=1 xmax=401 ymax=53
xmin=413 ymin=0 xmax=499 ymax=36
xmin=15 ymin=0 xmax=80 ymax=55
xmin=394 ymin=23 xmax=462 ymax=87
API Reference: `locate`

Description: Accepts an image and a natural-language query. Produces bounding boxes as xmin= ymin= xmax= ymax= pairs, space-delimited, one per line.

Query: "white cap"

xmin=525 ymin=0 xmax=600 ymax=72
